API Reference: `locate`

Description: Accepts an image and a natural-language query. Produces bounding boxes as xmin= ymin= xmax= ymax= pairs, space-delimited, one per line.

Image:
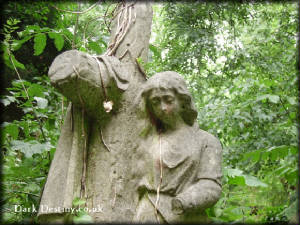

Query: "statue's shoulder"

xmin=193 ymin=126 xmax=222 ymax=150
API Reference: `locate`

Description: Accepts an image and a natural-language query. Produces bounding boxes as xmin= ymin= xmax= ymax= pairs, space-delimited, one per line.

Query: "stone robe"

xmin=133 ymin=123 xmax=222 ymax=223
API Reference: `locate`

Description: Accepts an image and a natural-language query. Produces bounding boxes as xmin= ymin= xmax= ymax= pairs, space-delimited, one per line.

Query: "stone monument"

xmin=38 ymin=2 xmax=222 ymax=223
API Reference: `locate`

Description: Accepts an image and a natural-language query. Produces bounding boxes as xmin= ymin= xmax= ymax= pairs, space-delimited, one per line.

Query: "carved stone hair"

xmin=140 ymin=71 xmax=198 ymax=126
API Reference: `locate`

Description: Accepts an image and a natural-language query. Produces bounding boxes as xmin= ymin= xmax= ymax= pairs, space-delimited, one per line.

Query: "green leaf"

xmin=88 ymin=41 xmax=103 ymax=54
xmin=10 ymin=140 xmax=52 ymax=157
xmin=27 ymin=84 xmax=45 ymax=97
xmin=287 ymin=97 xmax=297 ymax=105
xmin=224 ymin=168 xmax=243 ymax=177
xmin=219 ymin=206 xmax=245 ymax=221
xmin=24 ymin=183 xmax=40 ymax=193
xmin=19 ymin=121 xmax=29 ymax=137
xmin=256 ymin=94 xmax=279 ymax=104
xmin=280 ymin=200 xmax=298 ymax=221
xmin=72 ymin=197 xmax=86 ymax=207
xmin=243 ymin=175 xmax=268 ymax=187
xmin=228 ymin=176 xmax=246 ymax=186
xmin=3 ymin=51 xmax=13 ymax=70
xmin=48 ymin=32 xmax=64 ymax=51
xmin=0 ymin=98 xmax=10 ymax=106
xmin=12 ymin=55 xmax=25 ymax=70
xmin=290 ymin=146 xmax=298 ymax=155
xmin=26 ymin=25 xmax=41 ymax=32
xmin=243 ymin=149 xmax=262 ymax=162
xmin=149 ymin=44 xmax=161 ymax=59
xmin=34 ymin=97 xmax=48 ymax=109
xmin=2 ymin=122 xmax=19 ymax=139
xmin=224 ymin=167 xmax=267 ymax=187
xmin=267 ymin=146 xmax=290 ymax=160
xmin=4 ymin=53 xmax=26 ymax=70
xmin=33 ymin=33 xmax=47 ymax=56
xmin=268 ymin=95 xmax=280 ymax=104
xmin=0 ymin=96 xmax=16 ymax=106
xmin=79 ymin=46 xmax=87 ymax=52
xmin=11 ymin=36 xmax=32 ymax=51
xmin=73 ymin=214 xmax=93 ymax=224
xmin=285 ymin=169 xmax=298 ymax=184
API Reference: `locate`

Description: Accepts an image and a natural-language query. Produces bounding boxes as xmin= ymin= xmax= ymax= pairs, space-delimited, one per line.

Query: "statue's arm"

xmin=49 ymin=50 xmax=103 ymax=102
xmin=172 ymin=134 xmax=222 ymax=214
xmin=48 ymin=50 xmax=132 ymax=118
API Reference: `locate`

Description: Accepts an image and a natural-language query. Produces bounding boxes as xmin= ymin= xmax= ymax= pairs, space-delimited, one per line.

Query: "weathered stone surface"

xmin=132 ymin=72 xmax=222 ymax=223
xmin=48 ymin=50 xmax=135 ymax=122
xmin=38 ymin=2 xmax=222 ymax=224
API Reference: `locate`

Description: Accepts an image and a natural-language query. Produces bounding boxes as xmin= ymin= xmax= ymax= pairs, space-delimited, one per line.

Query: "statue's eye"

xmin=164 ymin=96 xmax=174 ymax=104
xmin=150 ymin=97 xmax=160 ymax=105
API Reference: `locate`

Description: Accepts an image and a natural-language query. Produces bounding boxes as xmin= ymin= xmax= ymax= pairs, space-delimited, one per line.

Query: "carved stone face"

xmin=148 ymin=88 xmax=181 ymax=127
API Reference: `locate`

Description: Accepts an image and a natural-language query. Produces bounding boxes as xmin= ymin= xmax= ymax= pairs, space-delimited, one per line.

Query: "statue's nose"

xmin=161 ymin=102 xmax=168 ymax=112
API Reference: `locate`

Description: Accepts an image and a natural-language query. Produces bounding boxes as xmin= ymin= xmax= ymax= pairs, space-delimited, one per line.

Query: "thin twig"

xmin=8 ymin=51 xmax=46 ymax=142
xmin=111 ymin=2 xmax=135 ymax=20
xmin=106 ymin=6 xmax=125 ymax=54
xmin=80 ymin=109 xmax=87 ymax=199
xmin=51 ymin=1 xmax=100 ymax=14
xmin=107 ymin=4 xmax=118 ymax=32
xmin=118 ymin=49 xmax=129 ymax=60
xmin=93 ymin=56 xmax=108 ymax=100
xmin=117 ymin=5 xmax=132 ymax=44
xmin=8 ymin=53 xmax=29 ymax=99
xmin=60 ymin=96 xmax=64 ymax=128
xmin=107 ymin=4 xmax=133 ymax=56
xmin=104 ymin=3 xmax=112 ymax=33
xmin=99 ymin=127 xmax=111 ymax=152
xmin=83 ymin=15 xmax=105 ymax=48
xmin=105 ymin=3 xmax=135 ymax=56
xmin=116 ymin=6 xmax=124 ymax=32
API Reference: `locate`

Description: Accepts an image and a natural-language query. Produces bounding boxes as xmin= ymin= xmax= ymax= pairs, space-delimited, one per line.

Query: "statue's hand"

xmin=48 ymin=49 xmax=129 ymax=119
xmin=48 ymin=50 xmax=109 ymax=117
xmin=171 ymin=197 xmax=184 ymax=215
xmin=48 ymin=50 xmax=100 ymax=88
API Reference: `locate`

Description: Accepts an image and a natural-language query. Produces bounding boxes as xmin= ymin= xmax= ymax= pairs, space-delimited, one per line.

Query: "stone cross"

xmin=38 ymin=2 xmax=154 ymax=223
xmin=38 ymin=2 xmax=222 ymax=223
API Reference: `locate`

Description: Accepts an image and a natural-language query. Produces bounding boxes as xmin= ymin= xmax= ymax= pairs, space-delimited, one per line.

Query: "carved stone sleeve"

xmin=48 ymin=50 xmax=134 ymax=121
xmin=172 ymin=133 xmax=222 ymax=212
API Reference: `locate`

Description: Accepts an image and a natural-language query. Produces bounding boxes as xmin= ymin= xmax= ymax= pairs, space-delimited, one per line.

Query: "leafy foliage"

xmin=1 ymin=76 xmax=64 ymax=223
xmin=1 ymin=1 xmax=298 ymax=224
xmin=149 ymin=2 xmax=298 ymax=223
